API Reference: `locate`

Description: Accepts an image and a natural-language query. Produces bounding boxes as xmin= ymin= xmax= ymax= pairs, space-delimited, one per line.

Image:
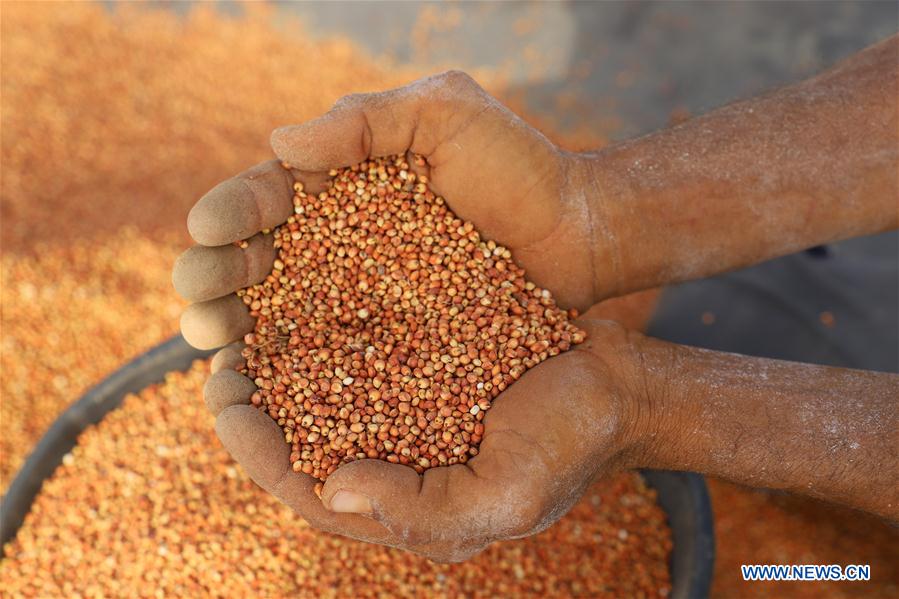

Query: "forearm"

xmin=580 ymin=35 xmax=898 ymax=298
xmin=623 ymin=336 xmax=899 ymax=518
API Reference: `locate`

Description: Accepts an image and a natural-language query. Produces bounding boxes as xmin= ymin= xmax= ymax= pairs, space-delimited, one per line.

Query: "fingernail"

xmin=328 ymin=490 xmax=372 ymax=514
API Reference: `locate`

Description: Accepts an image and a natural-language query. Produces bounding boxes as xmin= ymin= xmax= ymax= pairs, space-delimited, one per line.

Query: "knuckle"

xmin=438 ymin=69 xmax=478 ymax=91
xmin=299 ymin=511 xmax=339 ymax=536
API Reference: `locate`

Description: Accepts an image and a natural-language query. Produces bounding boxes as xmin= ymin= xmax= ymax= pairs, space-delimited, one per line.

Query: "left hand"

xmin=205 ymin=313 xmax=650 ymax=562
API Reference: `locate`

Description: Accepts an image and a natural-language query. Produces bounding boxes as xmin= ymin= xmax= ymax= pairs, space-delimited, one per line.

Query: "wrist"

xmin=566 ymin=147 xmax=677 ymax=302
xmin=601 ymin=328 xmax=692 ymax=472
xmin=559 ymin=152 xmax=626 ymax=302
xmin=571 ymin=316 xmax=684 ymax=472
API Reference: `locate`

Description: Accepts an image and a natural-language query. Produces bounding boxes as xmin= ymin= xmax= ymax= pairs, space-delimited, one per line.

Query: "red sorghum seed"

xmin=238 ymin=156 xmax=586 ymax=480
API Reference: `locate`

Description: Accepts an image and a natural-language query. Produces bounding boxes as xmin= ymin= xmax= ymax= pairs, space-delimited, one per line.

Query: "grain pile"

xmin=0 ymin=361 xmax=673 ymax=598
xmin=241 ymin=156 xmax=585 ymax=480
xmin=0 ymin=2 xmax=423 ymax=250
xmin=4 ymin=4 xmax=898 ymax=598
xmin=0 ymin=231 xmax=182 ymax=487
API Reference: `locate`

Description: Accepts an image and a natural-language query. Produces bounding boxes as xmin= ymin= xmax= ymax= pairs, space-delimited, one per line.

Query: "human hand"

xmin=203 ymin=311 xmax=649 ymax=562
xmin=173 ymin=72 xmax=608 ymax=356
xmin=170 ymin=72 xmax=645 ymax=561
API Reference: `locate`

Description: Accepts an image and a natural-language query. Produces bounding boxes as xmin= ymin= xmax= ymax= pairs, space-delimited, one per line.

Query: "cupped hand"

xmin=171 ymin=71 xmax=633 ymax=562
xmin=203 ymin=312 xmax=647 ymax=562
xmin=174 ymin=71 xmax=606 ymax=354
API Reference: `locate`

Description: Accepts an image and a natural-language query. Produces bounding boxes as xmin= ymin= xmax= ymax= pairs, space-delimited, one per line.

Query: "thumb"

xmin=320 ymin=459 xmax=493 ymax=547
xmin=320 ymin=433 xmax=550 ymax=549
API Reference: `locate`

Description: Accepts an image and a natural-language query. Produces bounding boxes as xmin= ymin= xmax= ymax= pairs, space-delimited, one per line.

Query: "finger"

xmin=215 ymin=405 xmax=291 ymax=489
xmin=204 ymin=369 xmax=256 ymax=417
xmin=270 ymin=70 xmax=487 ymax=171
xmin=211 ymin=343 xmax=246 ymax=373
xmin=188 ymin=160 xmax=293 ymax=246
xmin=180 ymin=294 xmax=255 ymax=350
xmin=215 ymin=406 xmax=390 ymax=543
xmin=268 ymin=465 xmax=392 ymax=544
xmin=172 ymin=233 xmax=276 ymax=302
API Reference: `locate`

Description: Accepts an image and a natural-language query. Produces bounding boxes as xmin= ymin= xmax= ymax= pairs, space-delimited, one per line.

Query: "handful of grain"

xmin=239 ymin=155 xmax=584 ymax=481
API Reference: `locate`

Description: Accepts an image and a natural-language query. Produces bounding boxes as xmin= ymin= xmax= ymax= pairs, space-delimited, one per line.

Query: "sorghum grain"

xmin=239 ymin=156 xmax=585 ymax=480
xmin=0 ymin=230 xmax=182 ymax=487
xmin=14 ymin=6 xmax=889 ymax=599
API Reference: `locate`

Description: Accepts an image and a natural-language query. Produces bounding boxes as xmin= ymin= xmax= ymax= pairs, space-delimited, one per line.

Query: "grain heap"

xmin=2 ymin=4 xmax=897 ymax=598
xmin=240 ymin=156 xmax=585 ymax=481
xmin=0 ymin=361 xmax=673 ymax=598
xmin=0 ymin=231 xmax=182 ymax=487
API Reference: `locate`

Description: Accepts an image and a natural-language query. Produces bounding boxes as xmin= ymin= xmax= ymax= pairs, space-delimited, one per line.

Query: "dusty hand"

xmin=171 ymin=71 xmax=633 ymax=561
xmin=203 ymin=313 xmax=644 ymax=562
xmin=174 ymin=72 xmax=603 ymax=356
